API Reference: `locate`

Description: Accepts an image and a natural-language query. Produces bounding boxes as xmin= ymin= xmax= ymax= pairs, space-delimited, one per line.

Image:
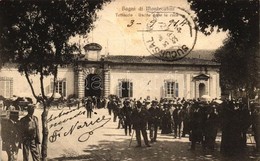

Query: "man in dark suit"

xmin=131 ymin=101 xmax=151 ymax=147
xmin=2 ymin=110 xmax=20 ymax=161
xmin=20 ymin=104 xmax=40 ymax=161
xmin=148 ymin=100 xmax=161 ymax=142
xmin=189 ymin=101 xmax=203 ymax=150
xmin=107 ymin=98 xmax=113 ymax=115
xmin=121 ymin=99 xmax=133 ymax=135
xmin=85 ymin=97 xmax=93 ymax=118
xmin=172 ymin=104 xmax=184 ymax=139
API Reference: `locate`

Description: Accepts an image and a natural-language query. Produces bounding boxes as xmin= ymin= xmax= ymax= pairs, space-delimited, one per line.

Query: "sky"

xmin=71 ymin=0 xmax=228 ymax=56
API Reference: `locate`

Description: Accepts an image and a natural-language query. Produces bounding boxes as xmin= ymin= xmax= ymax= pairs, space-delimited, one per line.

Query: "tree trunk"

xmin=41 ymin=106 xmax=49 ymax=161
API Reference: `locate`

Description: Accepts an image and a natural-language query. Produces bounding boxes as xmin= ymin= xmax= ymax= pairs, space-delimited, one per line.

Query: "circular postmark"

xmin=142 ymin=7 xmax=197 ymax=61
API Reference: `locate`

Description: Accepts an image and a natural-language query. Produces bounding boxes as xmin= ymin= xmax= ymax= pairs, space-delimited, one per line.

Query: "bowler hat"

xmin=10 ymin=110 xmax=19 ymax=116
xmin=27 ymin=104 xmax=36 ymax=110
xmin=152 ymin=100 xmax=158 ymax=104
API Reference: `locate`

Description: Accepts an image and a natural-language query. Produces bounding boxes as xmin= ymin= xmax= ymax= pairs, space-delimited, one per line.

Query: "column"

xmin=103 ymin=69 xmax=110 ymax=97
xmin=190 ymin=75 xmax=194 ymax=99
xmin=186 ymin=74 xmax=191 ymax=99
xmin=184 ymin=74 xmax=187 ymax=99
xmin=77 ymin=67 xmax=85 ymax=98
xmin=195 ymin=81 xmax=199 ymax=98
xmin=210 ymin=74 xmax=214 ymax=97
xmin=74 ymin=70 xmax=78 ymax=97
xmin=216 ymin=74 xmax=220 ymax=98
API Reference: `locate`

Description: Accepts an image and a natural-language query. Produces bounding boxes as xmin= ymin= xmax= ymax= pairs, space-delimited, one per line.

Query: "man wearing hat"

xmin=2 ymin=110 xmax=20 ymax=161
xmin=189 ymin=101 xmax=203 ymax=150
xmin=85 ymin=97 xmax=93 ymax=118
xmin=148 ymin=100 xmax=161 ymax=142
xmin=131 ymin=101 xmax=151 ymax=147
xmin=172 ymin=103 xmax=184 ymax=139
xmin=121 ymin=99 xmax=133 ymax=135
xmin=107 ymin=98 xmax=114 ymax=115
xmin=142 ymin=99 xmax=151 ymax=109
xmin=161 ymin=102 xmax=172 ymax=134
xmin=20 ymin=104 xmax=40 ymax=161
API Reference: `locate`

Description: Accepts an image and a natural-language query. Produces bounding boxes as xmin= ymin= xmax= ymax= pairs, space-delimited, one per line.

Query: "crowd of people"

xmin=2 ymin=95 xmax=260 ymax=160
xmin=104 ymin=96 xmax=260 ymax=155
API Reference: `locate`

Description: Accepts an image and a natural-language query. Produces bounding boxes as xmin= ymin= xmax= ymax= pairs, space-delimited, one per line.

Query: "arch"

xmin=84 ymin=74 xmax=102 ymax=97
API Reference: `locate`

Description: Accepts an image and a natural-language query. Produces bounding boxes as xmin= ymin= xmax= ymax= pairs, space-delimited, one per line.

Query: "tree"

xmin=188 ymin=0 xmax=259 ymax=97
xmin=0 ymin=0 xmax=111 ymax=160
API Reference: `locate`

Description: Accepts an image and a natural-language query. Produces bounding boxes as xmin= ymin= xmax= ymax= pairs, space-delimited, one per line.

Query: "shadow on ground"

xmin=49 ymin=136 xmax=259 ymax=161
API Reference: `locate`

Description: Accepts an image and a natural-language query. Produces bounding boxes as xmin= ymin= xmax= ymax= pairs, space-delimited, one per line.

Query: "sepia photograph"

xmin=0 ymin=0 xmax=259 ymax=160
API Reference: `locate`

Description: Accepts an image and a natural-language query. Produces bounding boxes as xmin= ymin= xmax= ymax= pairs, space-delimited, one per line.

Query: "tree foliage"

xmin=0 ymin=0 xmax=111 ymax=160
xmin=188 ymin=0 xmax=259 ymax=93
xmin=0 ymin=0 xmax=110 ymax=75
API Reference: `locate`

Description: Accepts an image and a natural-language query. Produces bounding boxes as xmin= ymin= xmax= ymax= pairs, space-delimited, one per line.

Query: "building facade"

xmin=0 ymin=45 xmax=221 ymax=101
xmin=75 ymin=55 xmax=221 ymax=100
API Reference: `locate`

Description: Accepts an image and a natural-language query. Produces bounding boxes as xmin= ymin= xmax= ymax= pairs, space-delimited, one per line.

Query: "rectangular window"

xmin=118 ymin=80 xmax=133 ymax=98
xmin=0 ymin=77 xmax=13 ymax=98
xmin=50 ymin=79 xmax=67 ymax=97
xmin=165 ymin=81 xmax=178 ymax=98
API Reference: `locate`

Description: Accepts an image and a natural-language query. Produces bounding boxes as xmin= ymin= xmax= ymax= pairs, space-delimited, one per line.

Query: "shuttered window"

xmin=164 ymin=81 xmax=178 ymax=98
xmin=118 ymin=80 xmax=133 ymax=98
xmin=50 ymin=78 xmax=67 ymax=97
xmin=0 ymin=77 xmax=13 ymax=98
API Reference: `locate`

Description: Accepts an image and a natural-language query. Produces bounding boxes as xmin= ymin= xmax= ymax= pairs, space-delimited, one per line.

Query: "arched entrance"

xmin=85 ymin=74 xmax=102 ymax=97
xmin=199 ymin=83 xmax=206 ymax=98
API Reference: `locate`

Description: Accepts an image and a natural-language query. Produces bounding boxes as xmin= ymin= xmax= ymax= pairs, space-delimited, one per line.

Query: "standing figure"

xmin=148 ymin=100 xmax=161 ymax=142
xmin=92 ymin=96 xmax=97 ymax=109
xmin=239 ymin=100 xmax=251 ymax=150
xmin=251 ymin=103 xmax=260 ymax=152
xmin=101 ymin=97 xmax=107 ymax=109
xmin=112 ymin=99 xmax=120 ymax=122
xmin=20 ymin=104 xmax=40 ymax=161
xmin=97 ymin=97 xmax=102 ymax=109
xmin=220 ymin=100 xmax=242 ymax=155
xmin=161 ymin=104 xmax=172 ymax=134
xmin=131 ymin=101 xmax=151 ymax=147
xmin=117 ymin=100 xmax=124 ymax=129
xmin=189 ymin=101 xmax=203 ymax=150
xmin=85 ymin=97 xmax=93 ymax=118
xmin=204 ymin=104 xmax=219 ymax=151
xmin=107 ymin=98 xmax=113 ymax=115
xmin=121 ymin=99 xmax=133 ymax=135
xmin=2 ymin=110 xmax=20 ymax=161
xmin=182 ymin=102 xmax=191 ymax=137
xmin=172 ymin=104 xmax=184 ymax=138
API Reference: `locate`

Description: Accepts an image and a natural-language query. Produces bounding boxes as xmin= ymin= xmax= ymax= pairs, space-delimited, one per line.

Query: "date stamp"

xmin=139 ymin=7 xmax=197 ymax=61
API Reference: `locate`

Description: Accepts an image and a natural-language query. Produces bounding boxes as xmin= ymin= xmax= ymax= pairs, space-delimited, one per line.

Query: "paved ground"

xmin=1 ymin=106 xmax=260 ymax=161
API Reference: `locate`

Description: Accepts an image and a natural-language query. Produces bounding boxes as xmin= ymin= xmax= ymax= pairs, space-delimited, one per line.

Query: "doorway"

xmin=85 ymin=74 xmax=102 ymax=97
xmin=199 ymin=83 xmax=206 ymax=98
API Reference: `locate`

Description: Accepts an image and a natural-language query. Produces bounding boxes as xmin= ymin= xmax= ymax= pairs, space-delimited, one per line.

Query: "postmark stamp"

xmin=141 ymin=7 xmax=197 ymax=61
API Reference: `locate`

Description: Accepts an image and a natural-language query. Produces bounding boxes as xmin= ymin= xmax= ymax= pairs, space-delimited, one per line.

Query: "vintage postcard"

xmin=0 ymin=0 xmax=259 ymax=161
